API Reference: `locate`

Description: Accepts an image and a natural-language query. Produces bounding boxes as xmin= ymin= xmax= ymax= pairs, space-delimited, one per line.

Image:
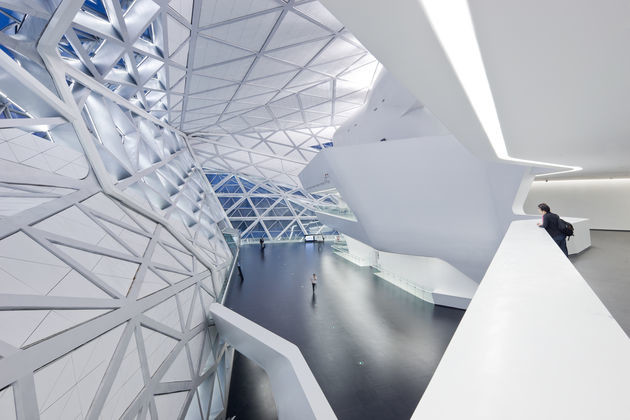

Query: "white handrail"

xmin=209 ymin=303 xmax=337 ymax=420
xmin=412 ymin=220 xmax=630 ymax=419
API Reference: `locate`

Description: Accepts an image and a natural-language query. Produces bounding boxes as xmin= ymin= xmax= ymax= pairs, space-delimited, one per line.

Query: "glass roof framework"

xmin=0 ymin=1 xmax=239 ymax=418
xmin=208 ymin=171 xmax=338 ymax=240
xmin=28 ymin=0 xmax=381 ymax=187
xmin=0 ymin=0 xmax=371 ymax=418
xmin=180 ymin=0 xmax=381 ymax=186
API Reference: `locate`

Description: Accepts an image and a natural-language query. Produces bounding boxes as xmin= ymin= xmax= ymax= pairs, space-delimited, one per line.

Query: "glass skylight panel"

xmin=243 ymin=221 xmax=266 ymax=239
xmin=238 ymin=177 xmax=256 ymax=191
xmin=207 ymin=172 xmax=336 ymax=240
xmin=251 ymin=185 xmax=273 ymax=194
xmin=215 ymin=177 xmax=241 ymax=193
xmin=218 ymin=196 xmax=240 ymax=210
xmin=54 ymin=0 xmax=380 ymax=201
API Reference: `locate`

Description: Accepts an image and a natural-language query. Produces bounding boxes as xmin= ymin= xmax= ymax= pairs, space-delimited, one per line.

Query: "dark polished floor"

xmin=226 ymin=352 xmax=278 ymax=420
xmin=224 ymin=242 xmax=464 ymax=420
xmin=570 ymin=230 xmax=630 ymax=337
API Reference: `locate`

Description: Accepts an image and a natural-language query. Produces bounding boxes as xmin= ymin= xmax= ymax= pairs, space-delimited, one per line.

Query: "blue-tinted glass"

xmin=82 ymin=0 xmax=108 ymax=19
xmin=233 ymin=220 xmax=254 ymax=234
xmin=216 ymin=177 xmax=242 ymax=193
xmin=268 ymin=200 xmax=292 ymax=217
xmin=289 ymin=201 xmax=305 ymax=214
xmin=309 ymin=141 xmax=333 ymax=150
xmin=0 ymin=7 xmax=23 ymax=22
xmin=6 ymin=102 xmax=27 ymax=118
xmin=243 ymin=222 xmax=266 ymax=239
xmin=0 ymin=8 xmax=22 ymax=32
xmin=73 ymin=28 xmax=104 ymax=57
xmin=0 ymin=45 xmax=14 ymax=59
xmin=114 ymin=57 xmax=126 ymax=69
xmin=218 ymin=197 xmax=240 ymax=209
xmin=206 ymin=173 xmax=228 ymax=185
xmin=32 ymin=132 xmax=50 ymax=140
xmin=239 ymin=177 xmax=256 ymax=191
xmin=58 ymin=36 xmax=78 ymax=59
xmin=228 ymin=199 xmax=255 ymax=217
xmin=251 ymin=185 xmax=273 ymax=194
xmin=250 ymin=197 xmax=276 ymax=211
xmin=266 ymin=220 xmax=291 ymax=237
xmin=141 ymin=25 xmax=153 ymax=42
xmin=210 ymin=172 xmax=334 ymax=241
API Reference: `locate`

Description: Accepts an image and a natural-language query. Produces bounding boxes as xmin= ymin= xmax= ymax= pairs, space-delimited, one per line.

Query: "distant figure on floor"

xmin=536 ymin=203 xmax=568 ymax=257
xmin=237 ymin=261 xmax=243 ymax=280
xmin=311 ymin=273 xmax=317 ymax=293
xmin=259 ymin=237 xmax=265 ymax=250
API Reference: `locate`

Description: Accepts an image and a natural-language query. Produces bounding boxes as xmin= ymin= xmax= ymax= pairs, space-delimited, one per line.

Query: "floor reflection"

xmin=225 ymin=242 xmax=464 ymax=420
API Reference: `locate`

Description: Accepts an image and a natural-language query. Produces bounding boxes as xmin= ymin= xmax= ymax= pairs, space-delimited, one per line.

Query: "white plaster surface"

xmin=413 ymin=220 xmax=630 ymax=419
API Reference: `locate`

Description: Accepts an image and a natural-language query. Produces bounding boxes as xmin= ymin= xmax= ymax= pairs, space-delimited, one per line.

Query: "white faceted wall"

xmin=0 ymin=81 xmax=234 ymax=420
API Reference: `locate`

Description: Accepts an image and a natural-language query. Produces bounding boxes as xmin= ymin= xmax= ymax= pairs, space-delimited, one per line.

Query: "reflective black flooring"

xmin=224 ymin=242 xmax=464 ymax=420
xmin=570 ymin=230 xmax=630 ymax=337
xmin=226 ymin=351 xmax=278 ymax=420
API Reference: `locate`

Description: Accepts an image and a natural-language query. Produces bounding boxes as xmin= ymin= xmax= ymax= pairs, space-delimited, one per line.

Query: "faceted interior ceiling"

xmin=178 ymin=0 xmax=381 ymax=185
xmin=8 ymin=0 xmax=379 ymax=187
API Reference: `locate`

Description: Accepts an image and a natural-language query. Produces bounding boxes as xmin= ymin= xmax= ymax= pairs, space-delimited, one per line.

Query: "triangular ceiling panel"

xmin=200 ymin=10 xmax=281 ymax=51
xmin=193 ymin=37 xmax=254 ymax=69
xmin=60 ymin=0 xmax=379 ymax=187
xmin=194 ymin=56 xmax=255 ymax=81
xmin=199 ymin=0 xmax=280 ymax=27
xmin=264 ymin=38 xmax=330 ymax=67
xmin=266 ymin=11 xmax=331 ymax=50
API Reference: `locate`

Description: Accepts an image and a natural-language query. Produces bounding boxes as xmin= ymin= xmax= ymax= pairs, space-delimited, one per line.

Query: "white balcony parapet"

xmin=412 ymin=220 xmax=630 ymax=419
xmin=209 ymin=303 xmax=337 ymax=420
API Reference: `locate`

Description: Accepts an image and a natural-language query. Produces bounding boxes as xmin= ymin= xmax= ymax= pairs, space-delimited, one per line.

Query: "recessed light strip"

xmin=420 ymin=0 xmax=581 ymax=176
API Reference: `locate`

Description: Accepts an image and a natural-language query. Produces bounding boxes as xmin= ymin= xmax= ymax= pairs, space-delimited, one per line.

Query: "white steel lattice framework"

xmin=0 ymin=1 xmax=238 ymax=419
xmin=0 ymin=0 xmax=376 ymax=417
xmin=20 ymin=0 xmax=381 ymax=186
xmin=207 ymin=172 xmax=338 ymax=241
xmin=178 ymin=0 xmax=380 ymax=186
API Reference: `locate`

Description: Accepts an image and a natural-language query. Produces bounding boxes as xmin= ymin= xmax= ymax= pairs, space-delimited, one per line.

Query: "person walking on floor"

xmin=259 ymin=237 xmax=265 ymax=250
xmin=536 ymin=202 xmax=568 ymax=257
xmin=311 ymin=273 xmax=317 ymax=293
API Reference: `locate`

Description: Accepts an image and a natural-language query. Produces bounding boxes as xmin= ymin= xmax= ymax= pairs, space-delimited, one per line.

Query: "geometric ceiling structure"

xmin=0 ymin=0 xmax=376 ymax=416
xmin=183 ymin=0 xmax=381 ymax=185
xmin=207 ymin=172 xmax=339 ymax=241
xmin=179 ymin=1 xmax=378 ymax=133
xmin=53 ymin=0 xmax=381 ymax=187
xmin=0 ymin=0 xmax=382 ymax=417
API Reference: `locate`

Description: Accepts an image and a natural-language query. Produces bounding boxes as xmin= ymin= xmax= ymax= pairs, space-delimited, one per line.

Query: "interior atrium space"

xmin=0 ymin=0 xmax=629 ymax=419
